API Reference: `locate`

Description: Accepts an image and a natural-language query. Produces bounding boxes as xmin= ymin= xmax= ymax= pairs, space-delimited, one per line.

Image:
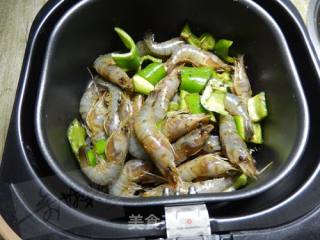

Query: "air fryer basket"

xmin=35 ymin=0 xmax=309 ymax=206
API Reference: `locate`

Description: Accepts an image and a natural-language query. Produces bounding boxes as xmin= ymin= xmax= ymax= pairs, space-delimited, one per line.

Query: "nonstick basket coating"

xmin=35 ymin=0 xmax=309 ymax=206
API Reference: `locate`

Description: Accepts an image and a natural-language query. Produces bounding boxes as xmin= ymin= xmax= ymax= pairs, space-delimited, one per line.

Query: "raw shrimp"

xmin=93 ymin=54 xmax=134 ymax=91
xmin=78 ymin=147 xmax=123 ymax=186
xmin=86 ymin=92 xmax=108 ymax=142
xmin=224 ymin=93 xmax=254 ymax=139
xmin=152 ymin=67 xmax=181 ymax=122
xmin=178 ymin=154 xmax=236 ymax=182
xmin=105 ymin=120 xmax=130 ymax=168
xmin=233 ymin=55 xmax=252 ymax=100
xmin=162 ymin=113 xmax=210 ymax=142
xmin=144 ymin=33 xmax=185 ymax=57
xmin=79 ymin=82 xmax=100 ymax=122
xmin=134 ymin=90 xmax=181 ymax=187
xmin=109 ymin=160 xmax=152 ymax=197
xmin=173 ymin=125 xmax=214 ymax=165
xmin=143 ymin=177 xmax=234 ymax=197
xmin=119 ymin=93 xmax=133 ymax=121
xmin=165 ymin=44 xmax=232 ymax=72
xmin=128 ymin=95 xmax=149 ymax=160
xmin=93 ymin=77 xmax=122 ymax=137
xmin=219 ymin=114 xmax=257 ymax=177
xmin=203 ymin=135 xmax=222 ymax=153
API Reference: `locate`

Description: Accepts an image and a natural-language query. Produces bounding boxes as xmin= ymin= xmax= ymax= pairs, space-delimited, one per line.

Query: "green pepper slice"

xmin=111 ymin=27 xmax=141 ymax=71
xmin=67 ymin=119 xmax=87 ymax=155
xmin=180 ymin=67 xmax=213 ymax=93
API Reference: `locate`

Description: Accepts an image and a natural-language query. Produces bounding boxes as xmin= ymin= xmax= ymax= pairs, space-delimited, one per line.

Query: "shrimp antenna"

xmin=257 ymin=161 xmax=273 ymax=175
xmin=86 ymin=67 xmax=94 ymax=80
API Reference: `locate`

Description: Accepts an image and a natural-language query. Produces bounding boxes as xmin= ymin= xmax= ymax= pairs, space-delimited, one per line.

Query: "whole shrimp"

xmin=143 ymin=33 xmax=185 ymax=57
xmin=128 ymin=95 xmax=149 ymax=160
xmin=86 ymin=91 xmax=108 ymax=142
xmin=134 ymin=68 xmax=182 ymax=186
xmin=79 ymin=82 xmax=100 ymax=122
xmin=178 ymin=154 xmax=236 ymax=182
xmin=233 ymin=55 xmax=252 ymax=100
xmin=203 ymin=135 xmax=222 ymax=154
xmin=173 ymin=125 xmax=214 ymax=165
xmin=143 ymin=177 xmax=234 ymax=197
xmin=109 ymin=159 xmax=152 ymax=197
xmin=219 ymin=114 xmax=257 ymax=177
xmin=162 ymin=113 xmax=210 ymax=142
xmin=224 ymin=93 xmax=254 ymax=139
xmin=93 ymin=77 xmax=122 ymax=137
xmin=165 ymin=44 xmax=232 ymax=72
xmin=78 ymin=124 xmax=128 ymax=186
xmin=93 ymin=54 xmax=134 ymax=91
xmin=152 ymin=67 xmax=181 ymax=121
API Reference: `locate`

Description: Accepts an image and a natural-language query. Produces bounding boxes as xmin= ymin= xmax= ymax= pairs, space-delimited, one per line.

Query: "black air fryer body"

xmin=1 ymin=0 xmax=320 ymax=239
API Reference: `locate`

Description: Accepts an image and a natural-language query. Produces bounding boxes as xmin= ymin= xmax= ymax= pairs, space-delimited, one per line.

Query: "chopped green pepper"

xmin=181 ymin=24 xmax=201 ymax=47
xmin=214 ymin=39 xmax=235 ymax=63
xmin=212 ymin=71 xmax=232 ymax=83
xmin=94 ymin=139 xmax=107 ymax=155
xmin=224 ymin=174 xmax=248 ymax=192
xmin=251 ymin=123 xmax=263 ymax=144
xmin=248 ymin=92 xmax=268 ymax=122
xmin=199 ymin=33 xmax=215 ymax=50
xmin=139 ymin=55 xmax=162 ymax=71
xmin=111 ymin=27 xmax=141 ymax=71
xmin=85 ymin=149 xmax=97 ymax=167
xmin=67 ymin=119 xmax=87 ymax=155
xmin=137 ymin=62 xmax=166 ymax=85
xmin=206 ymin=78 xmax=228 ymax=92
xmin=234 ymin=115 xmax=246 ymax=140
xmin=180 ymin=67 xmax=213 ymax=93
xmin=201 ymin=82 xmax=228 ymax=115
xmin=185 ymin=93 xmax=207 ymax=114
xmin=180 ymin=90 xmax=190 ymax=111
xmin=168 ymin=102 xmax=180 ymax=111
xmin=132 ymin=74 xmax=155 ymax=95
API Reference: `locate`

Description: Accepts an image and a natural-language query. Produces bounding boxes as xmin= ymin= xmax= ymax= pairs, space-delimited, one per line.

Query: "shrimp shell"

xmin=165 ymin=44 xmax=232 ymax=72
xmin=93 ymin=54 xmax=134 ymax=91
xmin=92 ymin=77 xmax=123 ymax=137
xmin=178 ymin=154 xmax=236 ymax=182
xmin=79 ymin=82 xmax=100 ymax=122
xmin=144 ymin=33 xmax=185 ymax=57
xmin=152 ymin=67 xmax=181 ymax=122
xmin=173 ymin=125 xmax=214 ymax=165
xmin=109 ymin=159 xmax=152 ymax=197
xmin=134 ymin=91 xmax=182 ymax=187
xmin=224 ymin=93 xmax=254 ymax=139
xmin=78 ymin=148 xmax=123 ymax=186
xmin=86 ymin=92 xmax=108 ymax=142
xmin=143 ymin=177 xmax=234 ymax=197
xmin=233 ymin=55 xmax=252 ymax=100
xmin=128 ymin=95 xmax=149 ymax=160
xmin=219 ymin=114 xmax=257 ymax=177
xmin=203 ymin=135 xmax=222 ymax=153
xmin=162 ymin=113 xmax=210 ymax=142
xmin=105 ymin=121 xmax=130 ymax=168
